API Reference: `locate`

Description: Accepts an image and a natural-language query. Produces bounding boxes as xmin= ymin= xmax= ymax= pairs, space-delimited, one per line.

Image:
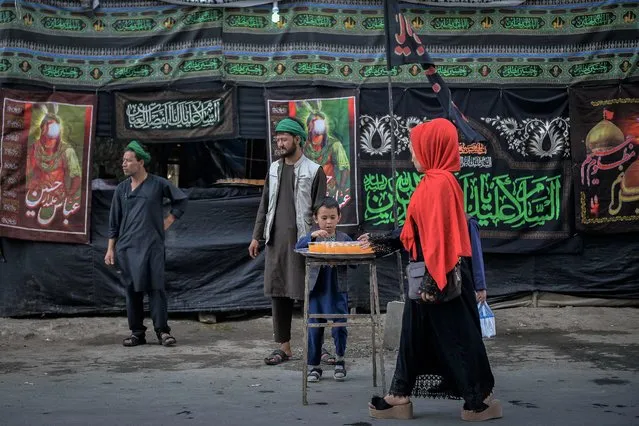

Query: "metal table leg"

xmin=371 ymin=262 xmax=386 ymax=394
xmin=302 ymin=259 xmax=311 ymax=405
xmin=369 ymin=263 xmax=377 ymax=388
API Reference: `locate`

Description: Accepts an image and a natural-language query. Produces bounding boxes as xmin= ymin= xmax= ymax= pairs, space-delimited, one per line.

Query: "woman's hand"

xmin=476 ymin=290 xmax=487 ymax=303
xmin=357 ymin=233 xmax=371 ymax=248
xmin=420 ymin=291 xmax=435 ymax=303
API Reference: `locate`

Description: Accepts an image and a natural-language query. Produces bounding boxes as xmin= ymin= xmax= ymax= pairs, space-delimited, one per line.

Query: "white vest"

xmin=264 ymin=155 xmax=321 ymax=244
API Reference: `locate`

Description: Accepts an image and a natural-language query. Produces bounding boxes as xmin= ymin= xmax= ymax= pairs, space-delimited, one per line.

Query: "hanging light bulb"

xmin=271 ymin=1 xmax=280 ymax=23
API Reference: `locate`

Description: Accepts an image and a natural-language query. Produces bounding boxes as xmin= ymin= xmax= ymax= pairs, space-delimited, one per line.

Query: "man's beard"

xmin=278 ymin=145 xmax=297 ymax=158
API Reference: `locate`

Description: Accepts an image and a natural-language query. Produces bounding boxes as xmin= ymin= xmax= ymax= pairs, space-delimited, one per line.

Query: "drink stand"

xmin=295 ymin=246 xmax=386 ymax=405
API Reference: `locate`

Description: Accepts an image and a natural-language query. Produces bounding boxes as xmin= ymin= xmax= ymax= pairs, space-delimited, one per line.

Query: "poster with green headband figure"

xmin=266 ymin=89 xmax=359 ymax=226
xmin=0 ymin=89 xmax=96 ymax=244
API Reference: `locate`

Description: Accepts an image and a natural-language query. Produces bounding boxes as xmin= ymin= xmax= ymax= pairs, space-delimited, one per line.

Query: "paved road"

xmin=1 ymin=359 xmax=637 ymax=425
xmin=1 ymin=309 xmax=638 ymax=425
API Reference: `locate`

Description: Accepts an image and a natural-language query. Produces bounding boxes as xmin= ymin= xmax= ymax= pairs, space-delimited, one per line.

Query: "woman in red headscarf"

xmin=360 ymin=118 xmax=502 ymax=421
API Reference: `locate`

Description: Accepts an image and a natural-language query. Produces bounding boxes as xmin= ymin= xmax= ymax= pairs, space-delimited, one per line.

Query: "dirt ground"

xmin=1 ymin=306 xmax=638 ymax=375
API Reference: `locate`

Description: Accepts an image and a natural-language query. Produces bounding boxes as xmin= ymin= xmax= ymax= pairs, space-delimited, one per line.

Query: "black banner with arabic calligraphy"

xmin=570 ymin=83 xmax=639 ymax=233
xmin=114 ymin=88 xmax=237 ymax=142
xmin=358 ymin=87 xmax=577 ymax=253
xmin=0 ymin=89 xmax=96 ymax=244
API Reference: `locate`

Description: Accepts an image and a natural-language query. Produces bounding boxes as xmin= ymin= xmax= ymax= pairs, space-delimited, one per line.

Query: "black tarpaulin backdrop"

xmin=1 ymin=86 xmax=639 ymax=316
xmin=1 ymin=187 xmax=638 ymax=317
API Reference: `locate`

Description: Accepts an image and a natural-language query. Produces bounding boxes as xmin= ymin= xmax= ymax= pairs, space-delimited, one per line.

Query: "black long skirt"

xmin=388 ymin=260 xmax=495 ymax=411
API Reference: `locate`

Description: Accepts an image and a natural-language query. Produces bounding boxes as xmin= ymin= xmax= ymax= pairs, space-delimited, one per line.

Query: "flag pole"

xmin=387 ymin=73 xmax=405 ymax=302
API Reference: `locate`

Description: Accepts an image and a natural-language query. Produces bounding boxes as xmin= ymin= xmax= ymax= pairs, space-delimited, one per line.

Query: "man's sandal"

xmin=264 ymin=349 xmax=290 ymax=365
xmin=333 ymin=361 xmax=347 ymax=381
xmin=122 ymin=335 xmax=146 ymax=347
xmin=307 ymin=367 xmax=322 ymax=383
xmin=368 ymin=396 xmax=414 ymax=420
xmin=157 ymin=332 xmax=177 ymax=347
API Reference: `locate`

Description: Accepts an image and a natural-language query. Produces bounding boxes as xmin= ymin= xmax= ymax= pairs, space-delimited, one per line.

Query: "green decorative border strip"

xmin=0 ymin=3 xmax=636 ymax=38
xmin=0 ymin=54 xmax=224 ymax=85
xmin=404 ymin=7 xmax=637 ymax=36
xmin=0 ymin=6 xmax=222 ymax=37
xmin=222 ymin=9 xmax=386 ymax=35
xmin=0 ymin=53 xmax=636 ymax=86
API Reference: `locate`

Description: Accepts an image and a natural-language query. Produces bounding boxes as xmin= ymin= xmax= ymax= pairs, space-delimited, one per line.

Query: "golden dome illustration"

xmin=585 ymin=110 xmax=625 ymax=153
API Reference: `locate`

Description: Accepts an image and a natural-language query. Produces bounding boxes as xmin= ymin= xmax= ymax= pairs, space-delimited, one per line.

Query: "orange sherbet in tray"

xmin=307 ymin=241 xmax=374 ymax=255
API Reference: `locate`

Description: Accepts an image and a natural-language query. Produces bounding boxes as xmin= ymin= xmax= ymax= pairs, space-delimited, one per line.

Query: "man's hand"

xmin=476 ymin=290 xmax=487 ymax=303
xmin=249 ymin=239 xmax=260 ymax=259
xmin=104 ymin=249 xmax=115 ymax=266
xmin=311 ymin=230 xmax=330 ymax=239
xmin=164 ymin=214 xmax=176 ymax=231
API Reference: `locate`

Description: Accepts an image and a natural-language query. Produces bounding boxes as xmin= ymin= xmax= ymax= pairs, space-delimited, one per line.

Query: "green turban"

xmin=126 ymin=140 xmax=151 ymax=163
xmin=275 ymin=117 xmax=307 ymax=142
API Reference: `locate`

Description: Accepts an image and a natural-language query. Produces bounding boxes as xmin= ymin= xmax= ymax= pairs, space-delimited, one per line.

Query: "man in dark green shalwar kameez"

xmin=105 ymin=141 xmax=188 ymax=347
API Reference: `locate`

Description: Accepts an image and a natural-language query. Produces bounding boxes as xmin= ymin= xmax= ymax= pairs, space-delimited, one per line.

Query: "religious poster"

xmin=570 ymin=83 xmax=639 ymax=233
xmin=114 ymin=87 xmax=237 ymax=142
xmin=358 ymin=88 xmax=575 ymax=253
xmin=0 ymin=89 xmax=96 ymax=244
xmin=266 ymin=88 xmax=359 ymax=226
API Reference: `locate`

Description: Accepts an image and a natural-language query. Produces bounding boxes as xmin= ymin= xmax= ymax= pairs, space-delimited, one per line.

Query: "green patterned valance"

xmin=0 ymin=0 xmax=636 ymax=88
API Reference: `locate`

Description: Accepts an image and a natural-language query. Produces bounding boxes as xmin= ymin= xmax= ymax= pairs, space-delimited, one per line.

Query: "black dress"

xmin=370 ymin=229 xmax=495 ymax=411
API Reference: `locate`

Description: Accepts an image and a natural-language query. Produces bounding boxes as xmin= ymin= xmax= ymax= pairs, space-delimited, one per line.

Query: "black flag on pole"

xmin=383 ymin=0 xmax=484 ymax=142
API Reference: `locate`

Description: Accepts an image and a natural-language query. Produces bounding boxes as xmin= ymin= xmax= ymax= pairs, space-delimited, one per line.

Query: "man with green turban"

xmin=250 ymin=117 xmax=327 ymax=365
xmin=105 ymin=141 xmax=188 ymax=347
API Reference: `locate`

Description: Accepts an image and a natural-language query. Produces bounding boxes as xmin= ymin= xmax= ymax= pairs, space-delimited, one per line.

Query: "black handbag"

xmin=406 ymin=260 xmax=462 ymax=303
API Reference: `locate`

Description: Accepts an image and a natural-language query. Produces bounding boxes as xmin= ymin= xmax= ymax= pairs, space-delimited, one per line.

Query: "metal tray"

xmin=295 ymin=248 xmax=375 ymax=260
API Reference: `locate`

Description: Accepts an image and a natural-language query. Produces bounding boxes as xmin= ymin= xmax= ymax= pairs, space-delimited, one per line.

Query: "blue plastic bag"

xmin=478 ymin=301 xmax=496 ymax=338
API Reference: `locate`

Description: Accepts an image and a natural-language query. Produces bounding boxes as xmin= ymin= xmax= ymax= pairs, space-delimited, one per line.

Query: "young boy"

xmin=295 ymin=197 xmax=350 ymax=383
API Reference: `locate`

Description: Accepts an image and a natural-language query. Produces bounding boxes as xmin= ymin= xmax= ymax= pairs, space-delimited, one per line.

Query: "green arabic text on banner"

xmin=358 ymin=88 xmax=575 ymax=253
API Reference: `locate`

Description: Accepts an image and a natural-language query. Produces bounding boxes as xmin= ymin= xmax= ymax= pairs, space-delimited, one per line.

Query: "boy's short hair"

xmin=313 ymin=196 xmax=340 ymax=216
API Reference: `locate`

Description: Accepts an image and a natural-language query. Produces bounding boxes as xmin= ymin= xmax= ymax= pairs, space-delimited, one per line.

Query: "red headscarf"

xmin=400 ymin=118 xmax=472 ymax=290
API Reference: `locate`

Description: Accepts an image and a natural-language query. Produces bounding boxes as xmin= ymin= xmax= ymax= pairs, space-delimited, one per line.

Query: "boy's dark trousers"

xmin=307 ymin=270 xmax=348 ymax=365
